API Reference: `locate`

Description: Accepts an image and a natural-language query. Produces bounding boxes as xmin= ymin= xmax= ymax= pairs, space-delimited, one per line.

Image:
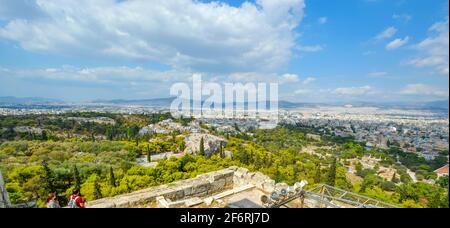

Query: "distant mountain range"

xmin=91 ymin=97 xmax=176 ymax=107
xmin=91 ymin=98 xmax=328 ymax=109
xmin=1 ymin=96 xmax=448 ymax=112
xmin=91 ymin=98 xmax=449 ymax=111
xmin=0 ymin=96 xmax=62 ymax=105
xmin=419 ymin=100 xmax=449 ymax=111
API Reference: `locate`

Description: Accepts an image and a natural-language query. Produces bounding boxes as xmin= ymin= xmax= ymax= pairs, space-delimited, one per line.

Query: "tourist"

xmin=47 ymin=193 xmax=61 ymax=208
xmin=68 ymin=188 xmax=85 ymax=208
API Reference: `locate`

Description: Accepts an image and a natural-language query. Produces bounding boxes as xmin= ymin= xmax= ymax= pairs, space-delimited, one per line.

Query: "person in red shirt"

xmin=68 ymin=188 xmax=85 ymax=208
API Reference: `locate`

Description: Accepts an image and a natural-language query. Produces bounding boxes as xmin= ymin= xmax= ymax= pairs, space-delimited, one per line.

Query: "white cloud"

xmin=0 ymin=65 xmax=188 ymax=84
xmin=407 ymin=18 xmax=449 ymax=76
xmin=294 ymin=89 xmax=310 ymax=95
xmin=375 ymin=27 xmax=397 ymax=40
xmin=0 ymin=0 xmax=305 ymax=73
xmin=368 ymin=71 xmax=387 ymax=77
xmin=302 ymin=77 xmax=316 ymax=85
xmin=318 ymin=17 xmax=328 ymax=24
xmin=386 ymin=36 xmax=409 ymax=50
xmin=392 ymin=14 xmax=412 ymax=23
xmin=280 ymin=73 xmax=300 ymax=84
xmin=297 ymin=45 xmax=324 ymax=52
xmin=227 ymin=72 xmax=300 ymax=84
xmin=333 ymin=86 xmax=374 ymax=95
xmin=400 ymin=84 xmax=449 ymax=97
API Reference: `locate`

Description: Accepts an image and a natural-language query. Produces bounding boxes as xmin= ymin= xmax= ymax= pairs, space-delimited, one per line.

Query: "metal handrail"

xmin=266 ymin=184 xmax=400 ymax=208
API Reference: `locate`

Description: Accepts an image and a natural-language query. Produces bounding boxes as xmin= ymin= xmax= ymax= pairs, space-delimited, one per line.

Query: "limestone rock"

xmin=204 ymin=197 xmax=214 ymax=206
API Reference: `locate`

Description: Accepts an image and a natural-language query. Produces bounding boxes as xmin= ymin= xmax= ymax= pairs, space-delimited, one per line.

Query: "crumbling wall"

xmin=86 ymin=166 xmax=277 ymax=208
xmin=233 ymin=167 xmax=276 ymax=193
xmin=87 ymin=168 xmax=234 ymax=208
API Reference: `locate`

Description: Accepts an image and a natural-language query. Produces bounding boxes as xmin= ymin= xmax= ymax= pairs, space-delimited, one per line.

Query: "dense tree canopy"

xmin=0 ymin=113 xmax=447 ymax=208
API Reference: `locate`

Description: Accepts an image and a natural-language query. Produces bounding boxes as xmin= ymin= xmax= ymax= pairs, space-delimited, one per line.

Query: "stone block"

xmin=183 ymin=186 xmax=193 ymax=197
xmin=262 ymin=182 xmax=275 ymax=193
xmin=213 ymin=189 xmax=235 ymax=200
xmin=168 ymin=200 xmax=187 ymax=208
xmin=233 ymin=184 xmax=254 ymax=194
xmin=192 ymin=182 xmax=210 ymax=195
xmin=185 ymin=197 xmax=203 ymax=207
xmin=89 ymin=202 xmax=115 ymax=208
xmin=234 ymin=167 xmax=249 ymax=178
xmin=252 ymin=172 xmax=268 ymax=183
xmin=156 ymin=196 xmax=169 ymax=208
xmin=204 ymin=197 xmax=214 ymax=206
xmin=115 ymin=199 xmax=130 ymax=208
xmin=210 ymin=179 xmax=226 ymax=193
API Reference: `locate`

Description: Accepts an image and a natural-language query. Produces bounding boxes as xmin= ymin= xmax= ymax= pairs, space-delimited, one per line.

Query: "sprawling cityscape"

xmin=0 ymin=0 xmax=448 ymax=219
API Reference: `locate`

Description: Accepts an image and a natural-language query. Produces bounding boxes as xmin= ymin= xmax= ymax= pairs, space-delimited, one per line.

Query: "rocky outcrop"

xmin=183 ymin=133 xmax=227 ymax=156
xmin=139 ymin=119 xmax=198 ymax=135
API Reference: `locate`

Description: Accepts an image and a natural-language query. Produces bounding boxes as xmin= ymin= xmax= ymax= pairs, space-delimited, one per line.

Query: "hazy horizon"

xmin=0 ymin=0 xmax=449 ymax=103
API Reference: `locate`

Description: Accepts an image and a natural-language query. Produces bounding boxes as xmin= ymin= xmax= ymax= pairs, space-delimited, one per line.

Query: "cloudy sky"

xmin=0 ymin=0 xmax=448 ymax=102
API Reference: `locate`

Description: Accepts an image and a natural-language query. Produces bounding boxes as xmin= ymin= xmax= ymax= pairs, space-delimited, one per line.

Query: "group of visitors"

xmin=46 ymin=188 xmax=85 ymax=208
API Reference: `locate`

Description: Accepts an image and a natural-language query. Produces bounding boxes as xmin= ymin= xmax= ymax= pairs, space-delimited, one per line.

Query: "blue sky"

xmin=0 ymin=0 xmax=448 ymax=102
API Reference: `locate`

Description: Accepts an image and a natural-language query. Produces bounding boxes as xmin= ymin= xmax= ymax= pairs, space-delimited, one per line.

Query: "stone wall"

xmin=0 ymin=171 xmax=10 ymax=208
xmin=86 ymin=166 xmax=276 ymax=208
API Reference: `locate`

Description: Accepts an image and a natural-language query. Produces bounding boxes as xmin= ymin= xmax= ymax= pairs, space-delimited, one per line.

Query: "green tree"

xmin=219 ymin=142 xmax=225 ymax=158
xmin=73 ymin=165 xmax=81 ymax=189
xmin=326 ymin=157 xmax=337 ymax=186
xmin=41 ymin=130 xmax=48 ymax=141
xmin=179 ymin=140 xmax=186 ymax=152
xmin=93 ymin=179 xmax=103 ymax=200
xmin=147 ymin=150 xmax=152 ymax=163
xmin=42 ymin=160 xmax=56 ymax=193
xmin=314 ymin=163 xmax=321 ymax=184
xmin=391 ymin=173 xmax=399 ymax=183
xmin=199 ymin=137 xmax=205 ymax=156
xmin=428 ymin=192 xmax=443 ymax=208
xmin=109 ymin=167 xmax=116 ymax=187
xmin=436 ymin=176 xmax=449 ymax=188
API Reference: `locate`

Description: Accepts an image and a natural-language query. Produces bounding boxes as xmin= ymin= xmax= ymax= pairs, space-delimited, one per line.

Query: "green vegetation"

xmin=0 ymin=113 xmax=448 ymax=208
xmin=0 ymin=140 xmax=236 ymax=207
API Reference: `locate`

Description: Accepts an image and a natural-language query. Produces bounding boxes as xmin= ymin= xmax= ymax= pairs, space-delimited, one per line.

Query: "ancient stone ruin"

xmin=86 ymin=166 xmax=278 ymax=208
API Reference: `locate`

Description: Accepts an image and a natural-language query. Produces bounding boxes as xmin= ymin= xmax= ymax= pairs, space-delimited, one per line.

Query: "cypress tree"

xmin=93 ymin=179 xmax=103 ymax=200
xmin=326 ymin=157 xmax=337 ymax=187
xmin=73 ymin=165 xmax=81 ymax=189
xmin=109 ymin=167 xmax=116 ymax=187
xmin=147 ymin=150 xmax=151 ymax=163
xmin=199 ymin=137 xmax=205 ymax=156
xmin=42 ymin=160 xmax=56 ymax=193
xmin=314 ymin=163 xmax=321 ymax=184
xmin=41 ymin=130 xmax=48 ymax=141
xmin=391 ymin=173 xmax=399 ymax=183
xmin=360 ymin=180 xmax=367 ymax=193
xmin=218 ymin=142 xmax=223 ymax=158
xmin=180 ymin=140 xmax=186 ymax=152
